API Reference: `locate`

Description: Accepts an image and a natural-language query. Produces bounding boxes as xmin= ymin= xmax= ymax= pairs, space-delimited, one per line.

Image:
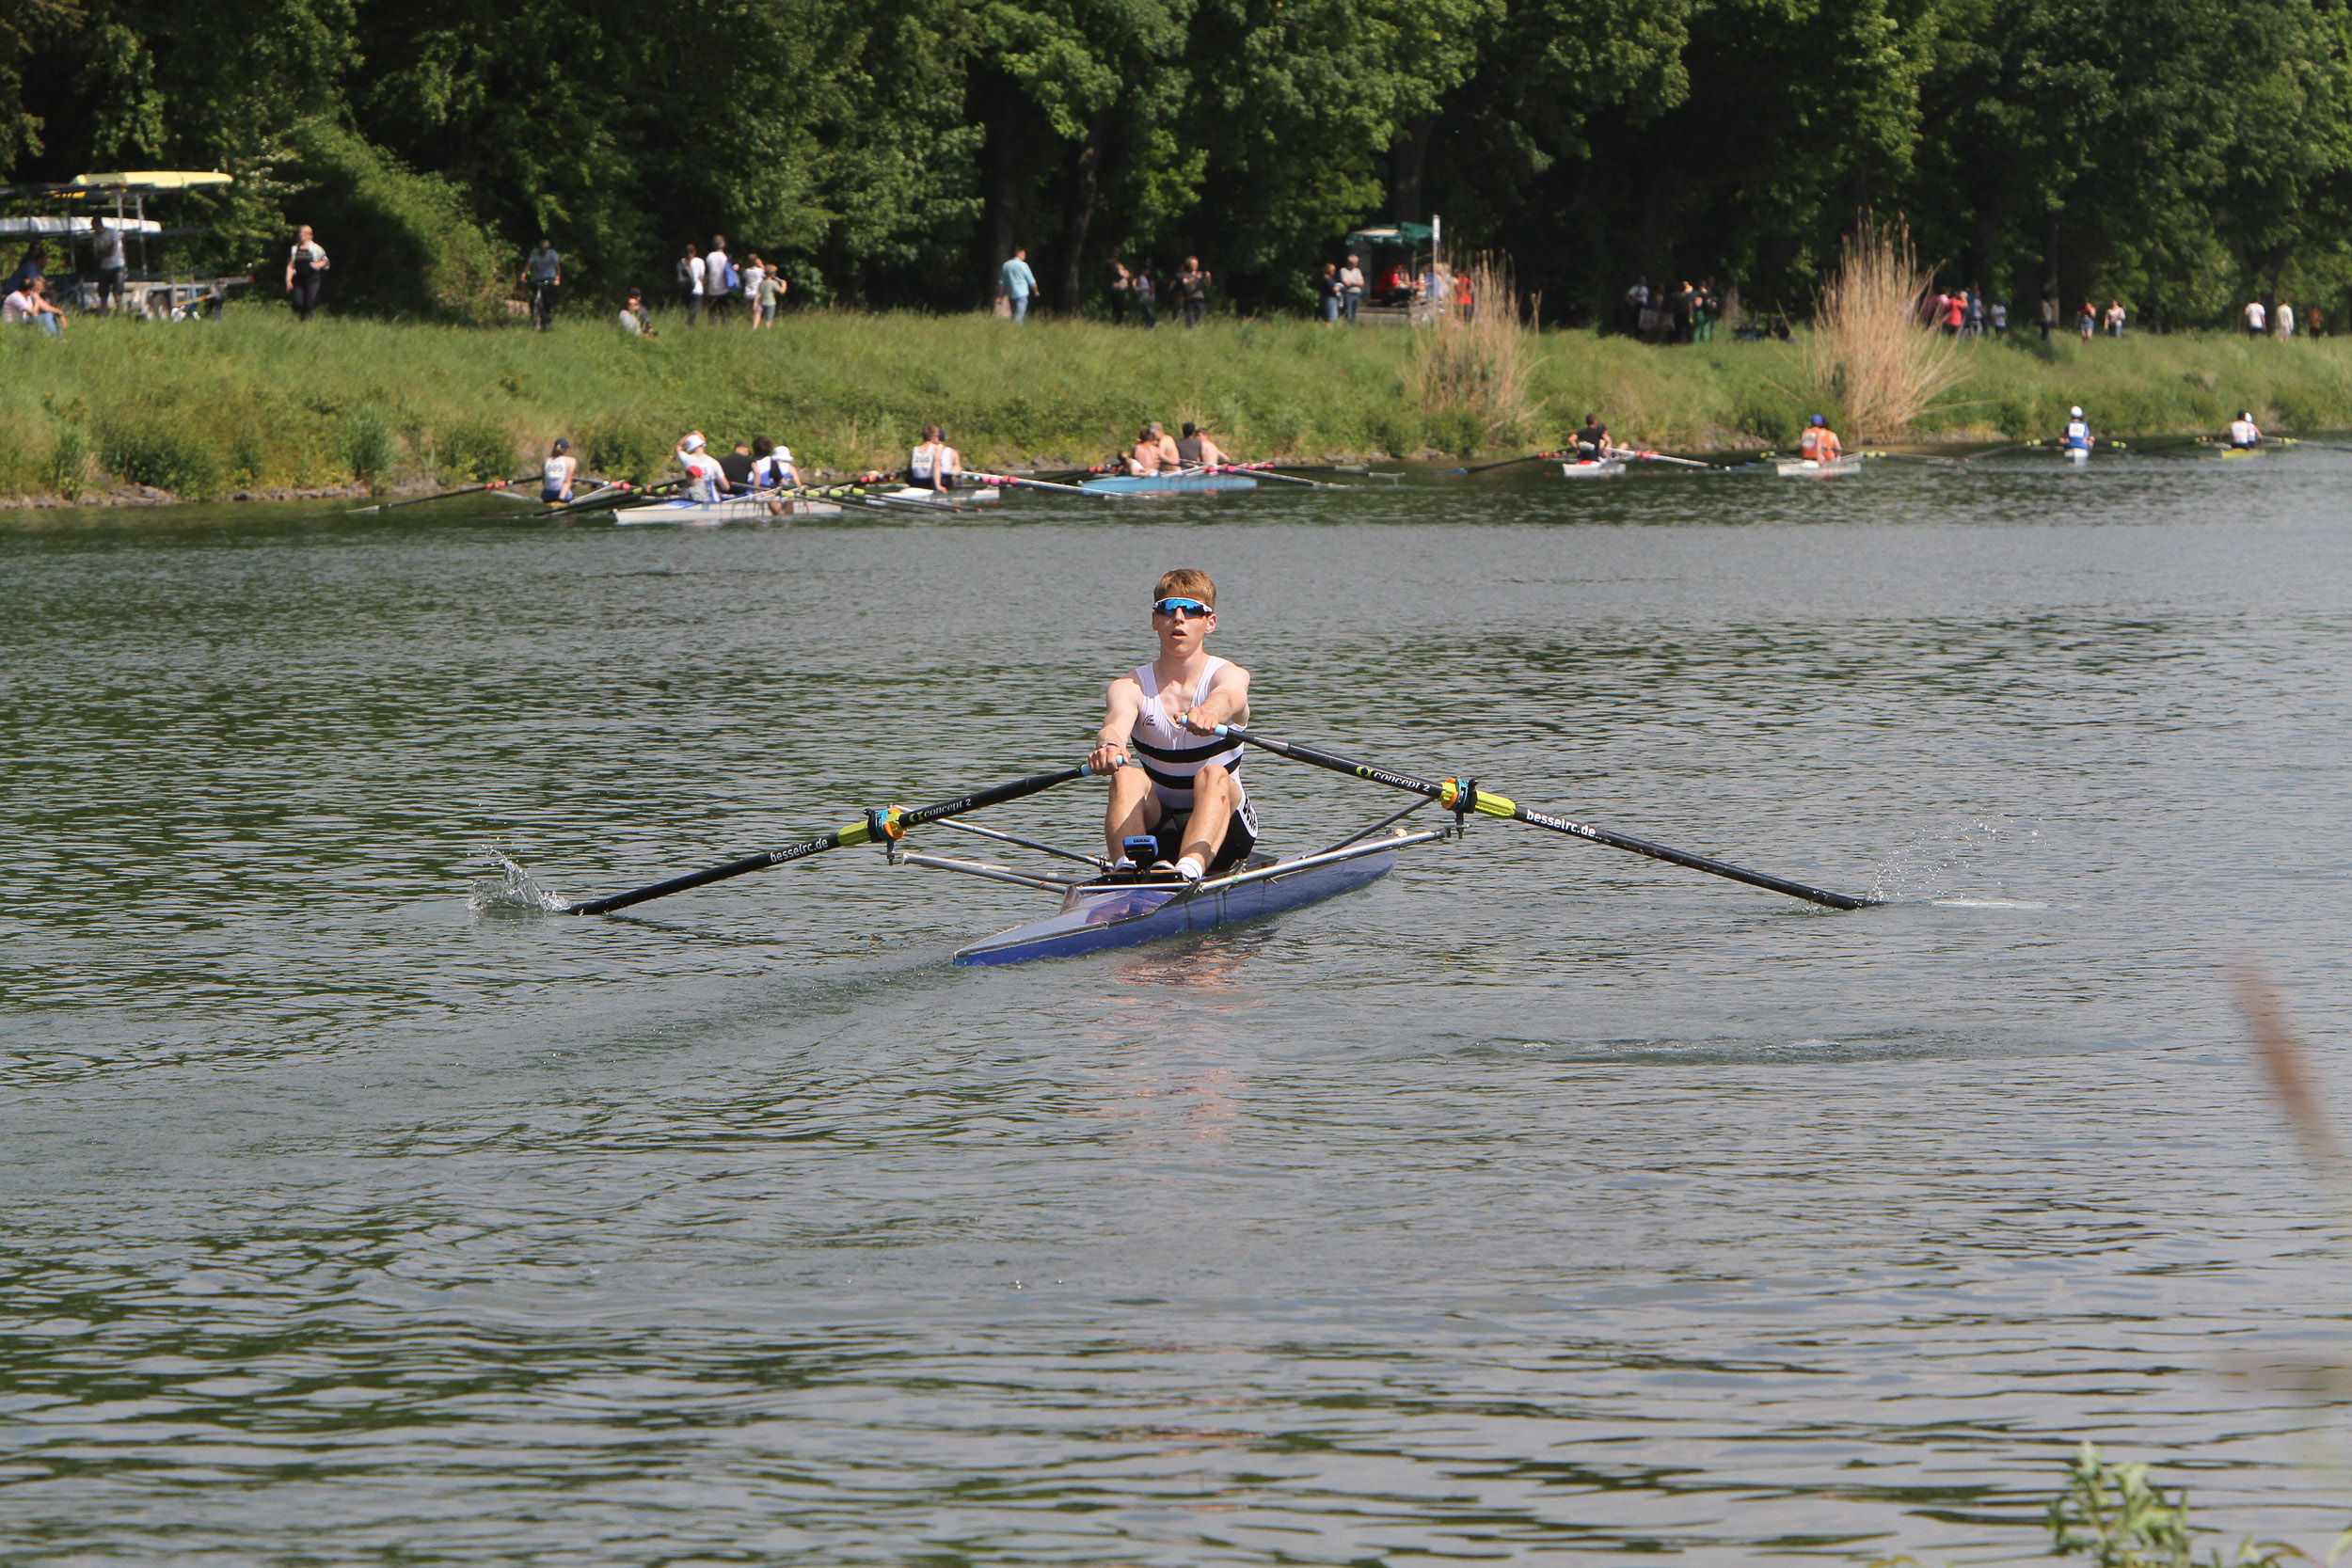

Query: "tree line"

xmin=3 ymin=0 xmax=2347 ymax=327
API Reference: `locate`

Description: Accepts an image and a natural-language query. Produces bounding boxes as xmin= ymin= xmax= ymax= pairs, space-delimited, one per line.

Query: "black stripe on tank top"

xmin=1140 ymin=757 xmax=1238 ymax=793
xmin=1129 ymin=735 xmax=1237 ymax=764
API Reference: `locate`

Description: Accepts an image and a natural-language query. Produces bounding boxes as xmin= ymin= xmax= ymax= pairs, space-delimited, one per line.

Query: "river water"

xmin=5 ymin=451 xmax=2349 ymax=1562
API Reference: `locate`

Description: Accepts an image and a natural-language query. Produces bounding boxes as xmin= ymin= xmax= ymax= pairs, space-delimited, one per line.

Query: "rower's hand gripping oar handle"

xmin=1214 ymin=724 xmax=1877 ymax=911
xmin=562 ymin=757 xmax=1121 ymax=916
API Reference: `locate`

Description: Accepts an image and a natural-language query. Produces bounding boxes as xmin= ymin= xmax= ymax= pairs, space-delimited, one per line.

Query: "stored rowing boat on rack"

xmin=1080 ymin=472 xmax=1258 ymax=495
xmin=612 ymin=498 xmax=844 ymax=524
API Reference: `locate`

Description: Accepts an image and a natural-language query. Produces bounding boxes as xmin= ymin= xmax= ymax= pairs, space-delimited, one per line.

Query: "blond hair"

xmin=1154 ymin=568 xmax=1216 ymax=608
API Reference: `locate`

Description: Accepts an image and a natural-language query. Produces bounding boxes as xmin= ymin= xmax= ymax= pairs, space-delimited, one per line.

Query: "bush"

xmin=99 ymin=425 xmax=226 ymax=499
xmin=44 ymin=426 xmax=88 ymax=498
xmin=279 ymin=120 xmax=513 ymax=323
xmin=342 ymin=411 xmax=394 ymax=487
xmin=582 ymin=420 xmax=665 ymax=485
xmin=437 ymin=418 xmax=517 ymax=483
xmin=1734 ymin=390 xmax=1801 ymax=447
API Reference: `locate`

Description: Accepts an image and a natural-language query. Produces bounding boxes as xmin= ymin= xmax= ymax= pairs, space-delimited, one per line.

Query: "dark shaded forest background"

xmin=2 ymin=0 xmax=2347 ymax=326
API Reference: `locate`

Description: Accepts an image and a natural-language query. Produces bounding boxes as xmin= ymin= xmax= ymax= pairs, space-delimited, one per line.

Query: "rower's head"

xmin=551 ymin=437 xmax=570 ymax=454
xmin=1583 ymin=414 xmax=1599 ymax=427
xmin=1151 ymin=569 xmax=1217 ymax=653
xmin=753 ymin=436 xmax=773 ymax=457
xmin=1148 ymin=421 xmax=1166 ymax=437
xmin=2071 ymin=405 xmax=2084 ymax=419
xmin=1811 ymin=414 xmax=1825 ymax=426
xmin=681 ymin=432 xmax=707 ymax=453
xmin=1181 ymin=421 xmax=1199 ymax=437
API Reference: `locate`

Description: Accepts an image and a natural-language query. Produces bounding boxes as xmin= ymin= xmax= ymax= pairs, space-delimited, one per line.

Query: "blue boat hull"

xmin=954 ymin=847 xmax=1396 ymax=965
xmin=1078 ymin=472 xmax=1259 ymax=495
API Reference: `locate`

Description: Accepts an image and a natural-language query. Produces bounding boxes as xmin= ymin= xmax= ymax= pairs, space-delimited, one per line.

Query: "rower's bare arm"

xmin=1089 ymin=676 xmax=1143 ymax=772
xmin=1184 ymin=664 xmax=1251 ymax=733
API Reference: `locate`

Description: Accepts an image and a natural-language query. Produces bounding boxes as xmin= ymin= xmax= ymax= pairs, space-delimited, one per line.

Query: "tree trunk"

xmin=980 ymin=89 xmax=1021 ymax=304
xmin=1389 ymin=115 xmax=1435 ymax=225
xmin=2041 ymin=206 xmax=2060 ymax=309
xmin=1057 ymin=113 xmax=1108 ymax=315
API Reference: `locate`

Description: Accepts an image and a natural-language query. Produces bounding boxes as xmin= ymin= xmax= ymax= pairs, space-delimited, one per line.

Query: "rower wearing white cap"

xmin=2062 ymin=406 xmax=2092 ymax=454
xmin=676 ymin=431 xmax=727 ymax=500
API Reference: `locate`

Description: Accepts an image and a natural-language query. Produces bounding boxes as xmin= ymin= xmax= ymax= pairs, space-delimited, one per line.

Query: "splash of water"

xmin=1868 ymin=816 xmax=2042 ymax=905
xmin=469 ymin=847 xmax=571 ymax=913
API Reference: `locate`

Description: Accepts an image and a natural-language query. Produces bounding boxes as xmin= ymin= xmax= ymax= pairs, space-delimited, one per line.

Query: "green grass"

xmin=7 ymin=306 xmax=2352 ymax=502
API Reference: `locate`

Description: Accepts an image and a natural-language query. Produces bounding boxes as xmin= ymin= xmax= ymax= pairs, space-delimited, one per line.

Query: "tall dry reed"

xmin=1808 ymin=216 xmax=1962 ymax=441
xmin=1415 ymin=252 xmax=1536 ymax=448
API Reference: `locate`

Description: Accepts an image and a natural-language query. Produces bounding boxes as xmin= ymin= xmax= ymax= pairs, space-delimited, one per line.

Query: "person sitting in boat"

xmin=675 ymin=432 xmax=727 ymax=501
xmin=1799 ymin=414 xmax=1841 ymax=463
xmin=908 ymin=425 xmax=962 ymax=491
xmin=1124 ymin=421 xmax=1182 ymax=475
xmin=1087 ymin=568 xmax=1258 ymax=881
xmin=2227 ymin=410 xmax=2263 ymax=449
xmin=747 ymin=436 xmax=798 ymax=515
xmin=1174 ymin=421 xmax=1232 ymax=468
xmin=718 ymin=439 xmax=758 ymax=495
xmin=1572 ymin=415 xmax=1613 ymax=461
xmin=541 ymin=437 xmax=578 ymax=502
xmin=2062 ymin=406 xmax=2092 ymax=453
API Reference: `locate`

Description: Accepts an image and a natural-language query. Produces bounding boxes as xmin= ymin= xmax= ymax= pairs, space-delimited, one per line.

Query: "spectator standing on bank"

xmin=2279 ymin=300 xmax=2296 ymax=339
xmin=998 ymin=246 xmax=1037 ymax=322
xmin=1133 ymin=260 xmax=1157 ymax=327
xmin=1339 ymin=253 xmax=1363 ymax=324
xmin=677 ymin=244 xmax=703 ymax=322
xmin=285 ymin=224 xmax=328 ymax=322
xmin=1945 ymin=291 xmax=1966 ymax=335
xmin=2311 ymin=306 xmax=2327 ymax=337
xmin=1105 ymin=250 xmax=1131 ymax=325
xmin=1177 ymin=256 xmax=1209 ymax=326
xmin=1990 ymin=298 xmax=2009 ymax=335
xmin=1455 ymin=267 xmax=1475 ymax=322
xmin=705 ymin=235 xmax=734 ymax=322
xmin=89 ymin=217 xmax=125 ymax=312
xmin=1964 ymin=287 xmax=1983 ymax=337
xmin=618 ymin=287 xmax=656 ymax=336
xmin=2244 ymin=297 xmax=2266 ymax=338
xmin=1623 ymin=275 xmax=1648 ymax=336
xmin=525 ymin=239 xmax=562 ymax=330
xmin=742 ymin=254 xmax=767 ymax=327
xmin=2039 ymin=293 xmax=2058 ymax=341
xmin=2077 ymin=299 xmax=2095 ymax=339
xmin=1317 ymin=261 xmax=1341 ymax=324
xmin=2103 ymin=298 xmax=2124 ymax=338
xmin=1692 ymin=278 xmax=1718 ymax=341
xmin=757 ymin=261 xmax=785 ymax=325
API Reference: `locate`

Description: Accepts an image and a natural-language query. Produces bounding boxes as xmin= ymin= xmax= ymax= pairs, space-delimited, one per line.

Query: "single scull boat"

xmin=1080 ymin=472 xmax=1258 ymax=495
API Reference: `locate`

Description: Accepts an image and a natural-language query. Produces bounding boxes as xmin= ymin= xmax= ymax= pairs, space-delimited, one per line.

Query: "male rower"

xmin=675 ymin=432 xmax=727 ymax=500
xmin=1798 ymin=413 xmax=1841 ymax=462
xmin=2062 ymin=405 xmax=2092 ymax=454
xmin=718 ymin=439 xmax=757 ymax=495
xmin=1572 ymin=415 xmax=1613 ymax=461
xmin=2227 ymin=409 xmax=2264 ymax=449
xmin=1124 ymin=420 xmax=1182 ymax=475
xmin=908 ymin=424 xmax=962 ymax=491
xmin=1174 ymin=421 xmax=1232 ymax=467
xmin=1088 ymin=569 xmax=1258 ymax=880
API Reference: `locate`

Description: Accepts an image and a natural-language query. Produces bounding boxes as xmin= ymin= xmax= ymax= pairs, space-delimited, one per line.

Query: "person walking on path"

xmin=1133 ymin=261 xmax=1157 ymax=327
xmin=1105 ymin=251 xmax=1131 ymax=325
xmin=705 ymin=235 xmax=734 ymax=322
xmin=525 ymin=239 xmax=562 ymax=330
xmin=1177 ymin=257 xmax=1210 ymax=326
xmin=2103 ymin=298 xmax=2125 ymax=338
xmin=1340 ymin=253 xmax=1363 ymax=324
xmin=285 ymin=225 xmax=328 ymax=322
xmin=677 ymin=244 xmax=703 ymax=323
xmin=2279 ymin=300 xmax=2296 ymax=339
xmin=998 ymin=247 xmax=1038 ymax=322
xmin=89 ymin=217 xmax=126 ymax=313
xmin=2244 ymin=297 xmax=2267 ymax=338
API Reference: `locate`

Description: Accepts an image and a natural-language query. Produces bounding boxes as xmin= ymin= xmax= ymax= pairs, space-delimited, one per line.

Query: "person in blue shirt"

xmin=998 ymin=247 xmax=1037 ymax=323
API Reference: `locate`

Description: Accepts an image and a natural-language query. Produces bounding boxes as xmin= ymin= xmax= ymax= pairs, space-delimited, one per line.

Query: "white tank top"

xmin=543 ymin=455 xmax=571 ymax=487
xmin=1129 ymin=657 xmax=1245 ymax=807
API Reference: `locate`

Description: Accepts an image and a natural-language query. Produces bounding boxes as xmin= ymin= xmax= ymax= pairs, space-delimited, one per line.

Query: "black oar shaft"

xmin=1220 ymin=726 xmax=1875 ymax=911
xmin=564 ymin=760 xmax=1104 ymax=916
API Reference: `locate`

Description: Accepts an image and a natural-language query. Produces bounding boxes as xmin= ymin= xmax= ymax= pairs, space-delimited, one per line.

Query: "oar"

xmin=344 ymin=472 xmax=537 ymax=515
xmin=1216 ymin=725 xmax=1879 ymax=911
xmin=1219 ymin=463 xmax=1341 ymax=489
xmin=1624 ymin=450 xmax=1718 ymax=469
xmin=564 ymin=757 xmax=1118 ymax=915
xmin=971 ymin=469 xmax=1132 ymax=499
xmin=1447 ymin=450 xmax=1569 ymax=476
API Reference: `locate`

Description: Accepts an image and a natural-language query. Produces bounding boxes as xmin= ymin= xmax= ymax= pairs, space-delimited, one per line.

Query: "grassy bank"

xmin=8 ymin=307 xmax=2352 ymax=502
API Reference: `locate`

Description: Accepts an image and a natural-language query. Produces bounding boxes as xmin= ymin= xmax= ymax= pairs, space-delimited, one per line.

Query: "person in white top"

xmin=1338 ymin=253 xmax=1363 ymax=324
xmin=1087 ymin=568 xmax=1257 ymax=880
xmin=2 ymin=283 xmax=34 ymax=325
xmin=704 ymin=235 xmax=731 ymax=322
xmin=906 ymin=425 xmax=961 ymax=490
xmin=2227 ymin=411 xmax=2263 ymax=449
xmin=2063 ymin=406 xmax=2092 ymax=452
xmin=541 ymin=437 xmax=578 ymax=502
xmin=2278 ymin=301 xmax=2296 ymax=339
xmin=2245 ymin=298 xmax=2266 ymax=338
xmin=675 ymin=432 xmax=727 ymax=501
xmin=285 ymin=224 xmax=329 ymax=322
xmin=748 ymin=436 xmax=797 ymax=514
xmin=741 ymin=255 xmax=767 ymax=327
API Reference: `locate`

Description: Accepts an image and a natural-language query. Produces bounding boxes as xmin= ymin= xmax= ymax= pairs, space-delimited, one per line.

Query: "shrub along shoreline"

xmin=7 ymin=308 xmax=2352 ymax=506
